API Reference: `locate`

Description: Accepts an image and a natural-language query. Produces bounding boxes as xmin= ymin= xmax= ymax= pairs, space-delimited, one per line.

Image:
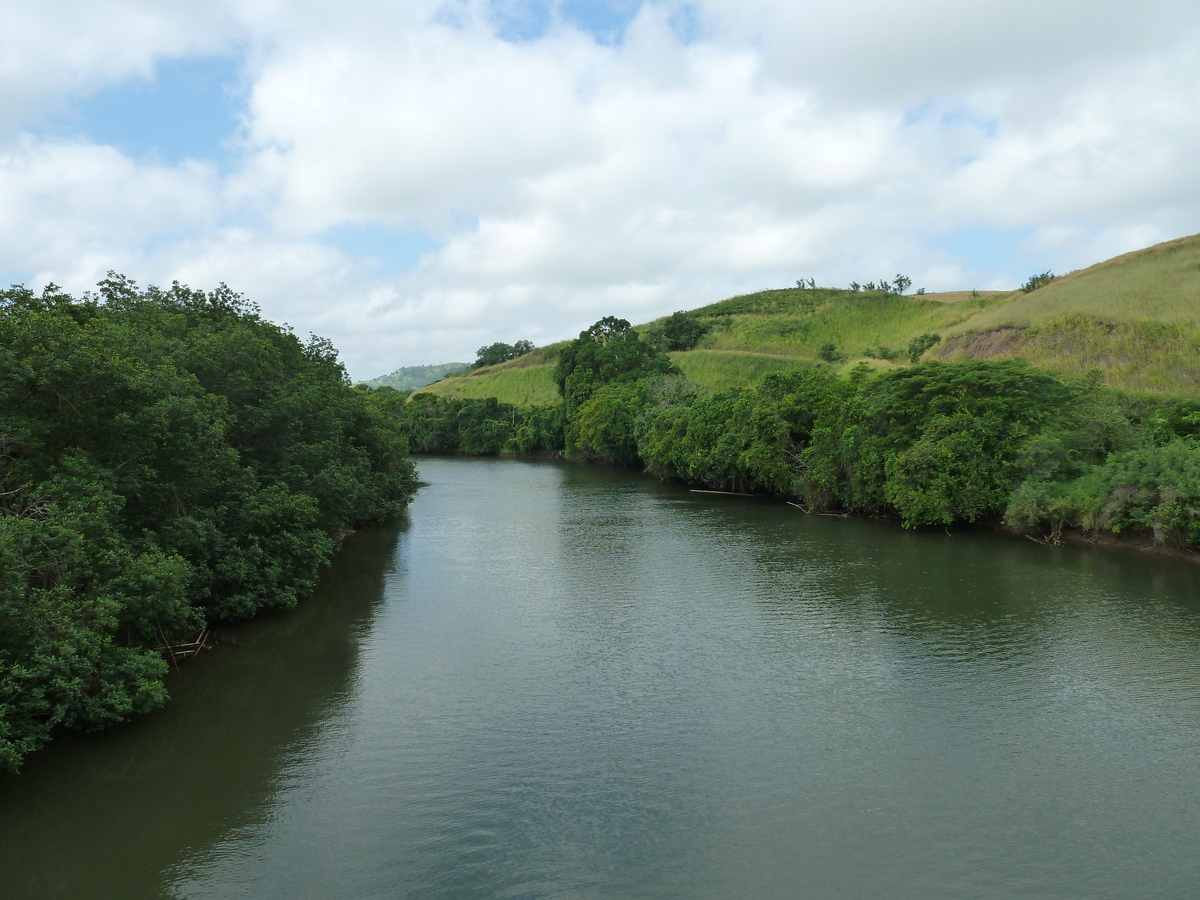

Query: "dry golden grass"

xmin=949 ymin=233 xmax=1200 ymax=333
xmin=936 ymin=233 xmax=1200 ymax=396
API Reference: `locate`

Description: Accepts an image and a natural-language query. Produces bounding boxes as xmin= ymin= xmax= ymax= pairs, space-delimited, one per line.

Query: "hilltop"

xmin=416 ymin=232 xmax=1200 ymax=402
xmin=363 ymin=361 xmax=470 ymax=391
xmin=936 ymin=233 xmax=1200 ymax=394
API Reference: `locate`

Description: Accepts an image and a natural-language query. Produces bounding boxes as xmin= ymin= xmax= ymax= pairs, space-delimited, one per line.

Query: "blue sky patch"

xmin=667 ymin=4 xmax=702 ymax=44
xmin=902 ymin=98 xmax=999 ymax=140
xmin=490 ymin=0 xmax=643 ymax=44
xmin=321 ymin=223 xmax=443 ymax=279
xmin=46 ymin=55 xmax=244 ymax=167
xmin=933 ymin=224 xmax=1039 ymax=284
xmin=490 ymin=0 xmax=553 ymax=42
xmin=1 ymin=269 xmax=35 ymax=291
xmin=562 ymin=0 xmax=642 ymax=43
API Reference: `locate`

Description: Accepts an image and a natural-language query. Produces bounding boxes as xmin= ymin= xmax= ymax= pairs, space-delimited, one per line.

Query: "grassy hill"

xmin=417 ymin=343 xmax=564 ymax=405
xmin=363 ymin=361 xmax=469 ymax=391
xmin=936 ymin=233 xmax=1200 ymax=394
xmin=687 ymin=287 xmax=1012 ymax=365
xmin=414 ymin=232 xmax=1200 ymax=403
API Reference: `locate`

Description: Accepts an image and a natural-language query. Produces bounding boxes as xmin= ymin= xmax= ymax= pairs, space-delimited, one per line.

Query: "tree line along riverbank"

xmin=388 ymin=314 xmax=1200 ymax=551
xmin=0 ymin=278 xmax=417 ymax=772
xmin=7 ymin=233 xmax=1200 ymax=771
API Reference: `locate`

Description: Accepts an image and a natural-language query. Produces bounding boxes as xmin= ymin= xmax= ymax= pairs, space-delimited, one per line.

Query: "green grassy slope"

xmin=406 ymin=232 xmax=1200 ymax=404
xmin=937 ymin=233 xmax=1200 ymax=395
xmin=954 ymin=234 xmax=1200 ymax=329
xmin=691 ymin=288 xmax=1011 ymax=362
xmin=419 ymin=365 xmax=559 ymax=405
xmin=669 ymin=350 xmax=812 ymax=391
xmin=417 ymin=343 xmax=565 ymax=405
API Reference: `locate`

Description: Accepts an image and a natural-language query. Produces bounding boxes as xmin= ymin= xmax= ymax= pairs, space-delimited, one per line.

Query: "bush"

xmin=646 ymin=311 xmax=711 ymax=352
xmin=1022 ymin=271 xmax=1055 ymax=293
xmin=818 ymin=341 xmax=846 ymax=363
xmin=1082 ymin=441 xmax=1200 ymax=547
xmin=885 ymin=413 xmax=1013 ymax=526
xmin=474 ymin=340 xmax=534 ymax=368
xmin=863 ymin=345 xmax=899 ymax=361
xmin=906 ymin=332 xmax=941 ymax=363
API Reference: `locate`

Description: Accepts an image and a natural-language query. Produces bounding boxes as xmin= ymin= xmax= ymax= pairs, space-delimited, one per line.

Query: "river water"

xmin=2 ymin=457 xmax=1199 ymax=899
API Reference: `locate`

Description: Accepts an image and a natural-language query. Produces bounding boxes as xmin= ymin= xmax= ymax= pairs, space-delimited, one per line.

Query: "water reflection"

xmin=3 ymin=460 xmax=1200 ymax=899
xmin=0 ymin=519 xmax=405 ymax=900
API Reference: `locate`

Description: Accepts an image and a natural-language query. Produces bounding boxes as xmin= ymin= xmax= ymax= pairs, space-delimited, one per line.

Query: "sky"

xmin=3 ymin=0 xmax=1200 ymax=379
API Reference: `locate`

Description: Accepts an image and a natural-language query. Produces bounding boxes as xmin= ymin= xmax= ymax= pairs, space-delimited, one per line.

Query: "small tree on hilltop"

xmin=647 ymin=310 xmax=711 ymax=352
xmin=1022 ymin=271 xmax=1054 ymax=293
xmin=474 ymin=339 xmax=535 ymax=368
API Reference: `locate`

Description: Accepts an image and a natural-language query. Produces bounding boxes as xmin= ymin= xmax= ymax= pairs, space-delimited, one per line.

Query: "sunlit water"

xmin=2 ymin=458 xmax=1199 ymax=899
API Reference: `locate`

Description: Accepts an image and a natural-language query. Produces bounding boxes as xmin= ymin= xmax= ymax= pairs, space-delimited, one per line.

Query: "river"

xmin=2 ymin=457 xmax=1199 ymax=898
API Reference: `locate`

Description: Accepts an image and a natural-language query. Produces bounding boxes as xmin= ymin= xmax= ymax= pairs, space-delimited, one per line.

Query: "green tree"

xmin=474 ymin=340 xmax=534 ymax=368
xmin=646 ymin=311 xmax=711 ymax=352
xmin=1022 ymin=271 xmax=1055 ymax=293
xmin=0 ymin=277 xmax=418 ymax=770
xmin=553 ymin=317 xmax=678 ymax=418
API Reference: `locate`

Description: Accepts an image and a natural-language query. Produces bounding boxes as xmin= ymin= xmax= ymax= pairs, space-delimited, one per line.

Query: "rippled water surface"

xmin=3 ymin=458 xmax=1200 ymax=899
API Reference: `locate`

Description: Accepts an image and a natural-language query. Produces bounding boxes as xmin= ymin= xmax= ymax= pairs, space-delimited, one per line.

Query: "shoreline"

xmin=415 ymin=452 xmax=1200 ymax=568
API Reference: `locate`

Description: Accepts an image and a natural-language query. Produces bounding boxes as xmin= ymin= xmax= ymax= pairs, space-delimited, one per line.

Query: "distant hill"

xmin=416 ymin=344 xmax=564 ymax=406
xmin=362 ymin=362 xmax=470 ymax=391
xmin=418 ymin=232 xmax=1200 ymax=401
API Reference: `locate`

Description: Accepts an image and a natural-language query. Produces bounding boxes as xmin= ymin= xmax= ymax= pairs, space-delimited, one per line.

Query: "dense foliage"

xmin=0 ymin=277 xmax=417 ymax=771
xmin=645 ymin=311 xmax=711 ymax=352
xmin=387 ymin=392 xmax=565 ymax=456
xmin=553 ymin=317 xmax=679 ymax=416
xmin=474 ymin=340 xmax=534 ymax=368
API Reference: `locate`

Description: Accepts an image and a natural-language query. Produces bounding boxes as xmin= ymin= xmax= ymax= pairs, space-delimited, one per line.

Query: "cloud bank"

xmin=3 ymin=0 xmax=1199 ymax=378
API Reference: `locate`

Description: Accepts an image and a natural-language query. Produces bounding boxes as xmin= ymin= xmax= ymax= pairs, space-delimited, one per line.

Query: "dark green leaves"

xmin=0 ymin=279 xmax=417 ymax=770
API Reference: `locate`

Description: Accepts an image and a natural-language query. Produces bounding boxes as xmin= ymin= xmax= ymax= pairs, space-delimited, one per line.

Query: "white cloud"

xmin=3 ymin=0 xmax=1200 ymax=378
xmin=0 ymin=136 xmax=221 ymax=283
xmin=0 ymin=0 xmax=243 ymax=131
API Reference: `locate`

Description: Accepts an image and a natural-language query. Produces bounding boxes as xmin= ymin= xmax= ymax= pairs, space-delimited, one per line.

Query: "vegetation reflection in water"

xmin=3 ymin=457 xmax=1200 ymax=899
xmin=0 ymin=520 xmax=404 ymax=900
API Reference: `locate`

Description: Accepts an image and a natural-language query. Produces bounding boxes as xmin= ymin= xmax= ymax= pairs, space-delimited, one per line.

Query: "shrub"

xmin=1022 ymin=271 xmax=1055 ymax=293
xmin=906 ymin=332 xmax=941 ymax=363
xmin=819 ymin=341 xmax=846 ymax=363
xmin=863 ymin=345 xmax=899 ymax=361
xmin=474 ymin=339 xmax=534 ymax=368
xmin=646 ymin=311 xmax=711 ymax=352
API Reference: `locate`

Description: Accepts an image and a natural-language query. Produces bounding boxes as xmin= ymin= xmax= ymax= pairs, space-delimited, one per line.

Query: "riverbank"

xmin=7 ymin=456 xmax=1200 ymax=900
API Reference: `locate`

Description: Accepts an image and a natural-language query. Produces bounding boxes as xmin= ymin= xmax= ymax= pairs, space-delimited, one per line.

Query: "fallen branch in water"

xmin=152 ymin=628 xmax=213 ymax=663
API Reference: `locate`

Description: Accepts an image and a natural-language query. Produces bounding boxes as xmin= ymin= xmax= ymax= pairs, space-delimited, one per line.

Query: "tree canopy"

xmin=552 ymin=317 xmax=679 ymax=417
xmin=0 ymin=277 xmax=417 ymax=771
